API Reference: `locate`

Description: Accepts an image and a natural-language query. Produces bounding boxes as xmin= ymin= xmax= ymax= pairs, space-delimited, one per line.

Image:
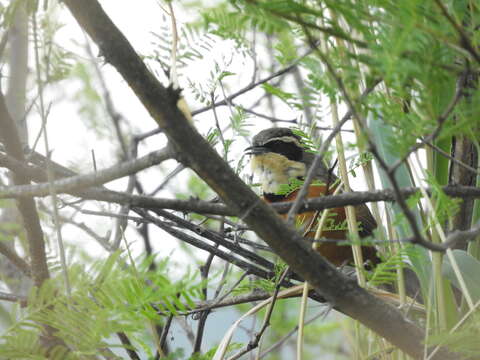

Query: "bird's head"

xmin=245 ymin=128 xmax=307 ymax=195
xmin=245 ymin=127 xmax=304 ymax=160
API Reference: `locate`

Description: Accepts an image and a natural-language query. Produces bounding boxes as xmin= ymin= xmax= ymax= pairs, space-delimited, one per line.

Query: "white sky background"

xmin=16 ymin=1 xmax=375 ymax=357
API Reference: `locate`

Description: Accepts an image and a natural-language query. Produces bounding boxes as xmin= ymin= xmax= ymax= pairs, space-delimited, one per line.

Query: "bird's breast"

xmin=250 ymin=153 xmax=306 ymax=194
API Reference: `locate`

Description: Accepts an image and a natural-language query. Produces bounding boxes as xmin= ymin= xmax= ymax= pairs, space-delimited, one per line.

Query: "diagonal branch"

xmin=0 ymin=241 xmax=31 ymax=277
xmin=390 ymin=73 xmax=466 ymax=173
xmin=192 ymin=47 xmax=317 ymax=116
xmin=135 ymin=208 xmax=275 ymax=281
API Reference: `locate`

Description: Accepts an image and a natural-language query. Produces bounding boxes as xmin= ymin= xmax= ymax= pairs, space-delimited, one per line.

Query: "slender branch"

xmin=277 ymin=185 xmax=480 ymax=213
xmin=390 ymin=76 xmax=465 ymax=173
xmin=0 ymin=63 xmax=70 ymax=356
xmin=191 ymin=47 xmax=317 ymax=116
xmin=32 ymin=12 xmax=71 ymax=295
xmin=39 ymin=204 xmax=111 ymax=251
xmin=227 ymin=269 xmax=290 ymax=360
xmin=148 ymin=164 xmax=185 ymax=196
xmin=0 ymin=148 xmax=173 ymax=198
xmin=85 ymin=32 xmax=139 ymax=251
xmin=86 ymin=37 xmax=129 ymax=157
xmin=188 ymin=290 xmax=273 ymax=314
xmin=193 ymin=250 xmax=216 ymax=354
xmin=424 ymin=140 xmax=480 ymax=176
xmin=0 ymin=242 xmax=31 ymax=277
xmin=206 ymin=271 xmax=250 ymax=311
xmin=444 ymin=220 xmax=480 ymax=249
xmin=116 ymin=332 xmax=141 ymax=360
xmin=0 ymin=291 xmax=27 ymax=305
xmin=159 ymin=314 xmax=173 ymax=357
xmin=0 ymin=93 xmax=50 ymax=287
xmin=231 ymin=101 xmax=297 ymax=123
xmin=259 ymin=311 xmax=326 ymax=359
xmin=148 ymin=208 xmax=275 ymax=270
xmin=135 ymin=209 xmax=275 ymax=281
xmin=245 ymin=0 xmax=367 ymax=47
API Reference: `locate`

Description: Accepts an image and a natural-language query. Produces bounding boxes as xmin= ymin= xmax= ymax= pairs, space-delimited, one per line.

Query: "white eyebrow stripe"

xmin=264 ymin=136 xmax=302 ymax=147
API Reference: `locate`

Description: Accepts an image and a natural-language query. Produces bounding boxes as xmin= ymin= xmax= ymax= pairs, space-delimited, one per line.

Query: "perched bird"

xmin=245 ymin=127 xmax=380 ymax=267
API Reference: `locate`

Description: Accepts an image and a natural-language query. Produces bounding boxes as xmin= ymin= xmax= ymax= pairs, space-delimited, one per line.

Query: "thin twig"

xmin=211 ymin=91 xmax=228 ymax=155
xmin=133 ymin=127 xmax=163 ymax=142
xmin=233 ymin=101 xmax=297 ymax=123
xmin=116 ymin=332 xmax=141 ymax=360
xmin=192 ymin=47 xmax=317 ymax=116
xmin=245 ymin=0 xmax=367 ymax=47
xmin=167 ymin=1 xmax=179 ymax=89
xmin=390 ymin=79 xmax=465 ymax=173
xmin=259 ymin=311 xmax=326 ymax=359
xmin=0 ymin=242 xmax=31 ymax=277
xmin=3 ymin=149 xmax=480 ymax=220
xmin=159 ymin=314 xmax=173 ymax=355
xmin=227 ymin=268 xmax=291 ymax=360
xmin=135 ymin=209 xmax=276 ymax=281
xmin=149 ymin=208 xmax=276 ymax=271
xmin=85 ymin=32 xmax=136 ymax=251
xmin=423 ymin=140 xmax=480 ymax=176
xmin=193 ymin=249 xmax=216 ymax=354
xmin=148 ymin=164 xmax=185 ymax=196
xmin=0 ymin=93 xmax=50 ymax=287
xmin=0 ymin=148 xmax=174 ymax=198
xmin=39 ymin=203 xmax=111 ymax=251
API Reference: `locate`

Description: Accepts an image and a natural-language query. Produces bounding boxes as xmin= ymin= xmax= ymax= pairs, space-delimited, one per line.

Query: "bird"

xmin=245 ymin=127 xmax=381 ymax=267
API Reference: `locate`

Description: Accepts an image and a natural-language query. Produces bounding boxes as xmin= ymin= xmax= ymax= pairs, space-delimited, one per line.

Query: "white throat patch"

xmin=250 ymin=153 xmax=306 ymax=194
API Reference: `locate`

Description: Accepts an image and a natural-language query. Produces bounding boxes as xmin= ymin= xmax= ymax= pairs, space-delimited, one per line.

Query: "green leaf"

xmin=442 ymin=250 xmax=480 ymax=303
xmin=261 ymin=83 xmax=294 ymax=103
xmin=218 ymin=70 xmax=236 ymax=81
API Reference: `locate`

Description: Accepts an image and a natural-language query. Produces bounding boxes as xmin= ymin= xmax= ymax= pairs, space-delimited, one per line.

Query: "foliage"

xmin=0 ymin=253 xmax=204 ymax=358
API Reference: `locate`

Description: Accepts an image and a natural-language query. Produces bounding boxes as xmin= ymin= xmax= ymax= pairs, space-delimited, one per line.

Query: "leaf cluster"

xmin=0 ymin=253 xmax=204 ymax=358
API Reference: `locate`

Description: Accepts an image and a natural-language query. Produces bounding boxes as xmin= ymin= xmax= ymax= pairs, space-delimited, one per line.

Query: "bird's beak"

xmin=244 ymin=145 xmax=269 ymax=155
